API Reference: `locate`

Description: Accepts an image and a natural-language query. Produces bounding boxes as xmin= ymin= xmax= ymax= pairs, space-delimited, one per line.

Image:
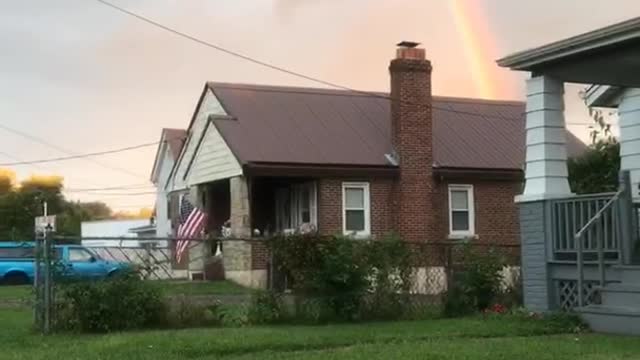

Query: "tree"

xmin=0 ymin=173 xmax=115 ymax=239
xmin=567 ymin=100 xmax=619 ymax=194
xmin=113 ymin=208 xmax=153 ymax=220
xmin=56 ymin=201 xmax=112 ymax=236
xmin=568 ymin=139 xmax=620 ymax=194
xmin=0 ymin=169 xmax=16 ymax=194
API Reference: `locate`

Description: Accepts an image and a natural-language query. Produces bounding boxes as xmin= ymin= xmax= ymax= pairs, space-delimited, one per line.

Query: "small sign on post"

xmin=35 ymin=215 xmax=56 ymax=233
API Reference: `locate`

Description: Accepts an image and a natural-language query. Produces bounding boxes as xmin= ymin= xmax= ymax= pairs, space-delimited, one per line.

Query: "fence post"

xmin=445 ymin=243 xmax=453 ymax=292
xmin=33 ymin=231 xmax=43 ymax=332
xmin=42 ymin=226 xmax=52 ymax=334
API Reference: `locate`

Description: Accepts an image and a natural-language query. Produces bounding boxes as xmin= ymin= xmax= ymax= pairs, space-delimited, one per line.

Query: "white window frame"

xmin=448 ymin=184 xmax=475 ymax=238
xmin=342 ymin=182 xmax=371 ymax=238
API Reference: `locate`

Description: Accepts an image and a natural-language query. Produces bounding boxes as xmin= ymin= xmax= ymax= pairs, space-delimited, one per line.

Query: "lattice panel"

xmin=557 ymin=280 xmax=597 ymax=311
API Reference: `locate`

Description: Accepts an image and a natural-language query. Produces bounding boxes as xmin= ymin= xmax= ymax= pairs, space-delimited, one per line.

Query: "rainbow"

xmin=448 ymin=0 xmax=499 ymax=99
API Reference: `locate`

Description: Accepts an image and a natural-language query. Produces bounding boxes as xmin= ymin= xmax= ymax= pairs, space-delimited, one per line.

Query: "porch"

xmin=194 ymin=175 xmax=323 ymax=288
xmin=498 ymin=17 xmax=640 ymax=334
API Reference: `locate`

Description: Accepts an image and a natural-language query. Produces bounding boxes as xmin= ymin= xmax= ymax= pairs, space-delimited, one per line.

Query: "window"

xmin=448 ymin=185 xmax=475 ymax=237
xmin=68 ymin=248 xmax=94 ymax=262
xmin=342 ymin=182 xmax=370 ymax=237
xmin=275 ymin=182 xmax=317 ymax=233
xmin=0 ymin=247 xmax=34 ymax=259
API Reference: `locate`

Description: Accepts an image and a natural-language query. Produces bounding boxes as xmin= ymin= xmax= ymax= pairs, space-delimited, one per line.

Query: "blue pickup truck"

xmin=0 ymin=242 xmax=128 ymax=285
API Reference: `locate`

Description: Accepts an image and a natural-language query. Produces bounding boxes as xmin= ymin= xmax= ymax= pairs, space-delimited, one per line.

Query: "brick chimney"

xmin=389 ymin=42 xmax=434 ymax=242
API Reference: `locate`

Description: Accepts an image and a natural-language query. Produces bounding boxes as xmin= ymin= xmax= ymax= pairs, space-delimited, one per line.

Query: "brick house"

xmin=155 ymin=43 xmax=584 ymax=285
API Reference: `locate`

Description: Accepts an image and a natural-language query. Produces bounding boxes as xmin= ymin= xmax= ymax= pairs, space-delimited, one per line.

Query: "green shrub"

xmin=362 ymin=235 xmax=413 ymax=320
xmin=218 ymin=304 xmax=250 ymax=327
xmin=444 ymin=245 xmax=506 ymax=317
xmin=166 ymin=295 xmax=222 ymax=328
xmin=498 ymin=272 xmax=523 ymax=309
xmin=55 ymin=272 xmax=167 ymax=333
xmin=247 ymin=290 xmax=286 ymax=324
xmin=268 ymin=234 xmax=413 ymax=322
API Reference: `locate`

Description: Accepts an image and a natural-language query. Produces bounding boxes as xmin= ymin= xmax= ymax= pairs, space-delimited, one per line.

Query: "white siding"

xmin=81 ymin=219 xmax=149 ymax=247
xmin=155 ymin=145 xmax=174 ymax=237
xmin=172 ymin=89 xmax=228 ymax=190
xmin=187 ymin=123 xmax=242 ymax=185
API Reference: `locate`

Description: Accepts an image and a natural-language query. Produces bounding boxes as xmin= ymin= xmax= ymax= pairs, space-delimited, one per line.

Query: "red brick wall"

xmin=315 ymin=176 xmax=520 ymax=245
xmin=317 ymin=178 xmax=394 ymax=239
xmin=389 ymin=52 xmax=435 ymax=242
xmin=431 ymin=180 xmax=521 ymax=245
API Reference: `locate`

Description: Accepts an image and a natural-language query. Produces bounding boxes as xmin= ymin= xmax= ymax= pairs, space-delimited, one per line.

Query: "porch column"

xmin=619 ymin=88 xmax=640 ymax=199
xmin=188 ymin=185 xmax=206 ymax=280
xmin=518 ymin=75 xmax=572 ymax=202
xmin=230 ymin=176 xmax=251 ymax=238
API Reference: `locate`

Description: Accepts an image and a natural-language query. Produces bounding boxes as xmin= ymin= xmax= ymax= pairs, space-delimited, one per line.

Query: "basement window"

xmin=342 ymin=182 xmax=371 ymax=238
xmin=448 ymin=184 xmax=475 ymax=238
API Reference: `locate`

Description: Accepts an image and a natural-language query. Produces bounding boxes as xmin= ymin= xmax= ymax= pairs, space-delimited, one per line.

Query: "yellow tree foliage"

xmin=0 ymin=168 xmax=16 ymax=193
xmin=20 ymin=174 xmax=64 ymax=189
xmin=113 ymin=207 xmax=154 ymax=220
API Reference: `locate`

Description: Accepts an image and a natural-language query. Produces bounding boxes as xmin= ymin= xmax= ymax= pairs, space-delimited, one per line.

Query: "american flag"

xmin=175 ymin=194 xmax=207 ymax=263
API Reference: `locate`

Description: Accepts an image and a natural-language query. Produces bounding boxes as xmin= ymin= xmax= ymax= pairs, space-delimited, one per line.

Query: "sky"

xmin=0 ymin=0 xmax=636 ymax=210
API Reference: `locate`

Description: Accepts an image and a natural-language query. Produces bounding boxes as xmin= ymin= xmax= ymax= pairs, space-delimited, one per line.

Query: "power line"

xmin=94 ymin=0 xmax=617 ymax=127
xmin=0 ymin=123 xmax=151 ymax=179
xmin=65 ymin=191 xmax=156 ymax=196
xmin=0 ymin=141 xmax=160 ymax=166
xmin=64 ymin=183 xmax=154 ymax=192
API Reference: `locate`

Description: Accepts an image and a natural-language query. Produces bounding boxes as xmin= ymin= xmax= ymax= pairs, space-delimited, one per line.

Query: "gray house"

xmin=498 ymin=17 xmax=640 ymax=335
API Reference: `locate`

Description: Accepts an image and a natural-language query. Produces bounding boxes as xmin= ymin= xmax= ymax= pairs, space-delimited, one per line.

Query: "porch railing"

xmin=550 ymin=192 xmax=620 ymax=263
xmin=573 ymin=189 xmax=624 ymax=307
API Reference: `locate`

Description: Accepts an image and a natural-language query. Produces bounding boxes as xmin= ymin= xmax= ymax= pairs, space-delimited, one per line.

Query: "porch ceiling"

xmin=497 ymin=17 xmax=640 ymax=87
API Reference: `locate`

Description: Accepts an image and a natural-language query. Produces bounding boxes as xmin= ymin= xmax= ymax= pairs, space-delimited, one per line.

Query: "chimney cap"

xmin=397 ymin=41 xmax=420 ymax=48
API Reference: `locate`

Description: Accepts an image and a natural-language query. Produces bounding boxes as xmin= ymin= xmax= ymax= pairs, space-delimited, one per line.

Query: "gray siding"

xmin=520 ymin=201 xmax=552 ymax=312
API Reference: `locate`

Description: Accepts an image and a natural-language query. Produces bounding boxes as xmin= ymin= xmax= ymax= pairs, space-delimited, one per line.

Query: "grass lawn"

xmin=0 ymin=285 xmax=30 ymax=302
xmin=1 ymin=308 xmax=639 ymax=359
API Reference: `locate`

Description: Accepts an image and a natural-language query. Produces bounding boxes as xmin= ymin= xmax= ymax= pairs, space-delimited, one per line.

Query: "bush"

xmin=361 ymin=236 xmax=413 ymax=320
xmin=55 ymin=272 xmax=167 ymax=333
xmin=444 ymin=245 xmax=506 ymax=317
xmin=166 ymin=295 xmax=222 ymax=328
xmin=268 ymin=234 xmax=413 ymax=322
xmin=247 ymin=290 xmax=286 ymax=324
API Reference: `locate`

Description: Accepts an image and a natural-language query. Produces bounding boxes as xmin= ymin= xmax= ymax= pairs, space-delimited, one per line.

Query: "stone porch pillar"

xmin=518 ymin=75 xmax=572 ymax=202
xmin=187 ymin=185 xmax=207 ymax=280
xmin=619 ymin=88 xmax=640 ymax=199
xmin=230 ymin=176 xmax=251 ymax=238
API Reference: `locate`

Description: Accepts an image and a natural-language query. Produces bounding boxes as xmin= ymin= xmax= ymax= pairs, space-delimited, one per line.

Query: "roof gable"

xmin=150 ymin=128 xmax=186 ymax=184
xmin=497 ymin=17 xmax=640 ymax=70
xmin=185 ymin=119 xmax=242 ymax=186
xmin=169 ymin=87 xmax=229 ymax=191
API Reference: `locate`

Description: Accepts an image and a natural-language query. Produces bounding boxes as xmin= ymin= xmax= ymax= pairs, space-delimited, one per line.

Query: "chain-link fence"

xmin=30 ymin=236 xmax=521 ymax=333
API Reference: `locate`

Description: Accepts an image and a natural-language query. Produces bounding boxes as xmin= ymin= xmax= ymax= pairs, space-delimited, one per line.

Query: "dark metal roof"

xmin=207 ymin=82 xmax=585 ymax=171
xmin=163 ymin=128 xmax=187 ymax=160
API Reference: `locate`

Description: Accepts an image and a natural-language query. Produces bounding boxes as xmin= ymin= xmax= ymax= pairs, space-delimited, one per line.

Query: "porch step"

xmin=599 ymin=284 xmax=640 ymax=307
xmin=613 ymin=265 xmax=640 ymax=284
xmin=577 ymin=305 xmax=640 ymax=335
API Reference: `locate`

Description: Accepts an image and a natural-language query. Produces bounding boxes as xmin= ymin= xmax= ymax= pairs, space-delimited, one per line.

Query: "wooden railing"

xmin=550 ymin=171 xmax=638 ymax=308
xmin=550 ymin=192 xmax=620 ymax=263
xmin=572 ymin=190 xmax=624 ymax=307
